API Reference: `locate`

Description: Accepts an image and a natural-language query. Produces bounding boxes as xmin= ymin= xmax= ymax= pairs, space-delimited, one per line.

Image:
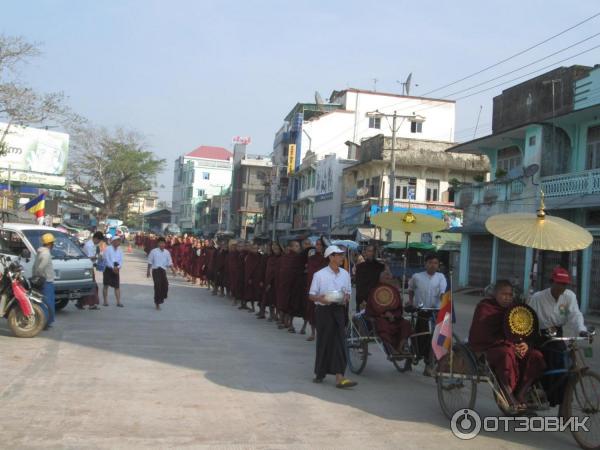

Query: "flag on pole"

xmin=24 ymin=193 xmax=46 ymax=219
xmin=431 ymin=290 xmax=454 ymax=360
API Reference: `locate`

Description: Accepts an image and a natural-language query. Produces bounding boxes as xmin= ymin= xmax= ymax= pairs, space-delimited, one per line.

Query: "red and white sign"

xmin=232 ymin=136 xmax=252 ymax=145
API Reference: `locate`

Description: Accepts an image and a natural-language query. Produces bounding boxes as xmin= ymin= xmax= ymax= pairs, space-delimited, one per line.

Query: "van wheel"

xmin=55 ymin=298 xmax=70 ymax=310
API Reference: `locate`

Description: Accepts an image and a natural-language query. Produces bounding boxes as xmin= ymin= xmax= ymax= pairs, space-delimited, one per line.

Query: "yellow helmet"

xmin=42 ymin=233 xmax=55 ymax=245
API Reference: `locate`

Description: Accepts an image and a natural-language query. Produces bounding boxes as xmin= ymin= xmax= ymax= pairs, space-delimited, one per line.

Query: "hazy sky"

xmin=3 ymin=1 xmax=600 ymax=200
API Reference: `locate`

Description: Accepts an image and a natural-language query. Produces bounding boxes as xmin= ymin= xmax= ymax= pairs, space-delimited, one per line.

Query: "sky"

xmin=3 ymin=0 xmax=600 ymax=201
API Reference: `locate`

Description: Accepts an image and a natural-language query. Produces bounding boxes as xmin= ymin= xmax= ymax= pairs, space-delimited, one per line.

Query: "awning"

xmin=330 ymin=225 xmax=356 ymax=237
xmin=356 ymin=227 xmax=376 ymax=241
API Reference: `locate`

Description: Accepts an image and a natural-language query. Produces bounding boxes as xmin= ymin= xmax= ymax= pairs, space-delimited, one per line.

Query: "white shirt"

xmin=83 ymin=239 xmax=97 ymax=258
xmin=103 ymin=245 xmax=123 ymax=269
xmin=148 ymin=248 xmax=173 ymax=270
xmin=309 ymin=265 xmax=352 ymax=306
xmin=528 ymin=288 xmax=586 ymax=334
xmin=408 ymin=271 xmax=447 ymax=309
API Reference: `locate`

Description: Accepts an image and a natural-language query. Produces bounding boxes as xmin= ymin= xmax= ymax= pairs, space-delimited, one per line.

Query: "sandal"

xmin=288 ymin=328 xmax=296 ymax=334
xmin=306 ymin=336 xmax=315 ymax=342
xmin=336 ymin=379 xmax=357 ymax=389
xmin=116 ymin=304 xmax=124 ymax=308
xmin=312 ymin=377 xmax=324 ymax=383
xmin=88 ymin=305 xmax=99 ymax=310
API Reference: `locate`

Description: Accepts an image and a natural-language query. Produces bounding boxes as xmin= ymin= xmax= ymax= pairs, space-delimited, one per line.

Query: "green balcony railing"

xmin=541 ymin=168 xmax=600 ymax=198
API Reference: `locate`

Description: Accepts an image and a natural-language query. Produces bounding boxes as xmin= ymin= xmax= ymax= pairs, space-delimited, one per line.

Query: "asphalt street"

xmin=0 ymin=249 xmax=594 ymax=449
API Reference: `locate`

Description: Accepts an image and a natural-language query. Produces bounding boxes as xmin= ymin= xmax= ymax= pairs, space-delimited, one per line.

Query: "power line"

xmin=421 ymin=11 xmax=600 ymax=96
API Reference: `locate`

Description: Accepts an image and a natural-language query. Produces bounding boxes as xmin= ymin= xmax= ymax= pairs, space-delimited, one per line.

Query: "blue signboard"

xmin=311 ymin=216 xmax=331 ymax=232
xmin=369 ymin=204 xmax=443 ymax=219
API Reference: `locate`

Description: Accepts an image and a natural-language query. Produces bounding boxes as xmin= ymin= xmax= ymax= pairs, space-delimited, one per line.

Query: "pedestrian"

xmin=147 ymin=237 xmax=176 ymax=310
xmin=308 ymin=245 xmax=356 ymax=388
xmin=304 ymin=238 xmax=328 ymax=341
xmin=33 ymin=233 xmax=56 ymax=329
xmin=103 ymin=235 xmax=124 ymax=307
xmin=78 ymin=231 xmax=104 ymax=310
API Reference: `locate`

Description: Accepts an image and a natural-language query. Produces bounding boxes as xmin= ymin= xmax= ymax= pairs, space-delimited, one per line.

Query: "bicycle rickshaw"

xmin=436 ymin=307 xmax=600 ymax=450
xmin=346 ymin=303 xmax=439 ymax=375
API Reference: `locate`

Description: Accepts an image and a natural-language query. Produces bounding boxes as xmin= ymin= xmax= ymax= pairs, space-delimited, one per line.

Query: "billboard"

xmin=315 ymin=156 xmax=335 ymax=195
xmin=287 ymin=144 xmax=296 ymax=174
xmin=232 ymin=136 xmax=252 ymax=145
xmin=0 ymin=123 xmax=69 ymax=176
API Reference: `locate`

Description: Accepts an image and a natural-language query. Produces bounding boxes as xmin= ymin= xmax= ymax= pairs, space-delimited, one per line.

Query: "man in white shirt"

xmin=407 ymin=253 xmax=448 ymax=375
xmin=528 ymin=267 xmax=589 ymax=406
xmin=102 ymin=236 xmax=124 ymax=307
xmin=84 ymin=231 xmax=104 ymax=261
xmin=309 ymin=245 xmax=356 ymax=389
xmin=147 ymin=237 xmax=176 ymax=310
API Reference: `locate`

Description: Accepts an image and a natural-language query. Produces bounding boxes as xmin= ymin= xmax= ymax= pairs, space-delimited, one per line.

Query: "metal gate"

xmin=469 ymin=234 xmax=493 ymax=287
xmin=497 ymin=240 xmax=526 ymax=286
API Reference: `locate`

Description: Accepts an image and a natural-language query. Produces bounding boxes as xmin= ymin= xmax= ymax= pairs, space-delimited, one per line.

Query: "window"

xmin=256 ymin=171 xmax=266 ymax=181
xmin=369 ymin=117 xmax=381 ymax=129
xmin=357 ymin=179 xmax=364 ymax=189
xmin=529 ymin=136 xmax=536 ymax=146
xmin=397 ymin=177 xmax=417 ymax=199
xmin=426 ymin=179 xmax=440 ymax=202
xmin=497 ymin=146 xmax=522 ymax=173
xmin=586 ymin=125 xmax=600 ymax=170
xmin=22 ymin=230 xmax=86 ymax=259
xmin=410 ymin=121 xmax=423 ymax=133
xmin=370 ymin=176 xmax=381 ymax=197
xmin=0 ymin=230 xmax=27 ymax=256
xmin=186 ymin=187 xmax=193 ymax=200
xmin=197 ymin=189 xmax=205 ymax=198
xmin=255 ymin=193 xmax=264 ymax=204
xmin=202 ymin=172 xmax=210 ymax=180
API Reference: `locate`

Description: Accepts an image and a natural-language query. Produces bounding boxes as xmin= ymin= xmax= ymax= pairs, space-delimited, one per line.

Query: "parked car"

xmin=0 ymin=223 xmax=95 ymax=311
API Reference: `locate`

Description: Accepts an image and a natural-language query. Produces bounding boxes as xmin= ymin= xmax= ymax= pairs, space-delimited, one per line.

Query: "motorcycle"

xmin=0 ymin=251 xmax=47 ymax=338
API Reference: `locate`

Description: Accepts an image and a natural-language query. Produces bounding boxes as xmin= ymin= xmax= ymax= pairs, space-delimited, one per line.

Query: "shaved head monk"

xmin=469 ymin=279 xmax=545 ymax=413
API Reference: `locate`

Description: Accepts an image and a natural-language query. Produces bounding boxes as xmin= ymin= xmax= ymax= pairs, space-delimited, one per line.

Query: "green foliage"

xmin=473 ymin=174 xmax=485 ymax=183
xmin=65 ymin=127 xmax=165 ymax=218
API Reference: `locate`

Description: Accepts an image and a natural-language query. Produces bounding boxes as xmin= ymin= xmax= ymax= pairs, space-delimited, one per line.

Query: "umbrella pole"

xmin=402 ymin=231 xmax=410 ymax=296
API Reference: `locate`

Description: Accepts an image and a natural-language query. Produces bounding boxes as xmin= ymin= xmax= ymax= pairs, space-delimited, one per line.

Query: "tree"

xmin=0 ymin=35 xmax=80 ymax=154
xmin=64 ymin=126 xmax=165 ymax=219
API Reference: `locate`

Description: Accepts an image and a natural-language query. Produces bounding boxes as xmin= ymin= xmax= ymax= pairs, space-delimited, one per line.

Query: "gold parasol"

xmin=371 ymin=211 xmax=447 ymax=234
xmin=372 ymin=210 xmax=446 ymax=293
xmin=485 ymin=195 xmax=593 ymax=251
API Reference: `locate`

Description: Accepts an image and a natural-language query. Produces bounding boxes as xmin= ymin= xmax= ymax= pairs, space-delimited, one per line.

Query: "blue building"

xmin=448 ymin=64 xmax=600 ymax=314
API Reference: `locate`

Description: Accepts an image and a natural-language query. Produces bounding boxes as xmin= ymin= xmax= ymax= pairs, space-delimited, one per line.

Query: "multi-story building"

xmin=128 ymin=191 xmax=159 ymax=215
xmin=339 ymin=134 xmax=488 ymax=240
xmin=230 ymin=145 xmax=272 ymax=239
xmin=448 ymin=64 xmax=600 ymax=314
xmin=267 ymin=88 xmax=457 ymax=237
xmin=172 ymin=146 xmax=232 ymax=232
xmin=195 ymin=187 xmax=231 ymax=236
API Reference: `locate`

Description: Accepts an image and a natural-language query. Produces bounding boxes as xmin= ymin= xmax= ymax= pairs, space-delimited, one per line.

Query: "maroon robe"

xmin=243 ymin=252 xmax=261 ymax=302
xmin=226 ymin=250 xmax=239 ymax=294
xmin=469 ymin=297 xmax=545 ymax=393
xmin=304 ymin=253 xmax=328 ymax=325
xmin=215 ymin=248 xmax=227 ymax=288
xmin=366 ymin=282 xmax=413 ymax=350
xmin=276 ymin=252 xmax=305 ymax=316
xmin=262 ymin=255 xmax=280 ymax=307
xmin=205 ymin=247 xmax=216 ymax=282
xmin=236 ymin=251 xmax=247 ymax=301
xmin=253 ymin=254 xmax=267 ymax=303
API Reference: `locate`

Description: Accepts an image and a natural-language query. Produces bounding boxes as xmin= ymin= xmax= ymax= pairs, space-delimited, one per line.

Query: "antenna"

xmin=373 ymin=78 xmax=378 ymax=92
xmin=404 ymin=73 xmax=412 ymax=95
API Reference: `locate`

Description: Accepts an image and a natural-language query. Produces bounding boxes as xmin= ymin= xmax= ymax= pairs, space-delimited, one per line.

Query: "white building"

xmin=172 ymin=146 xmax=233 ymax=231
xmin=270 ymin=88 xmax=456 ymax=235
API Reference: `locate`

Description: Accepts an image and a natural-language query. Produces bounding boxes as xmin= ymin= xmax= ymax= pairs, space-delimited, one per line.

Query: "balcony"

xmin=541 ymin=168 xmax=600 ymax=199
xmin=455 ymin=179 xmax=525 ymax=209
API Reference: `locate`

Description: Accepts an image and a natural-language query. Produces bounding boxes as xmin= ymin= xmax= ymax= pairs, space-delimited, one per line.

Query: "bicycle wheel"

xmin=346 ymin=322 xmax=368 ymax=374
xmin=436 ymin=343 xmax=478 ymax=420
xmin=563 ymin=370 xmax=600 ymax=450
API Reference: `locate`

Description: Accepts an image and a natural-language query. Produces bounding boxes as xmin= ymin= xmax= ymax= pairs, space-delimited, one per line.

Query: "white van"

xmin=0 ymin=223 xmax=95 ymax=310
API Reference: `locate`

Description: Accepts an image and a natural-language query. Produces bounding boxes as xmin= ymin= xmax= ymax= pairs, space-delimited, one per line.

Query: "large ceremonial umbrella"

xmin=372 ymin=210 xmax=446 ymax=293
xmin=485 ymin=194 xmax=593 ymax=296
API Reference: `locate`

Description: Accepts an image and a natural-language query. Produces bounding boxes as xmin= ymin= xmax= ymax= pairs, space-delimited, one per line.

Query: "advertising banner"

xmin=0 ymin=123 xmax=69 ymax=178
xmin=287 ymin=144 xmax=296 ymax=174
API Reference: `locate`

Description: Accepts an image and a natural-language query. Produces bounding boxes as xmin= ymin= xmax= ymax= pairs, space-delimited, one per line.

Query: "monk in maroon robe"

xmin=260 ymin=243 xmax=282 ymax=320
xmin=236 ymin=242 xmax=247 ymax=306
xmin=225 ymin=241 xmax=238 ymax=301
xmin=276 ymin=240 xmax=304 ymax=332
xmin=253 ymin=248 xmax=267 ymax=316
xmin=469 ymin=279 xmax=545 ymax=412
xmin=242 ymin=243 xmax=261 ymax=311
xmin=304 ymin=238 xmax=328 ymax=341
xmin=214 ymin=244 xmax=228 ymax=296
xmin=366 ymin=269 xmax=413 ymax=355
xmin=355 ymin=245 xmax=385 ymax=312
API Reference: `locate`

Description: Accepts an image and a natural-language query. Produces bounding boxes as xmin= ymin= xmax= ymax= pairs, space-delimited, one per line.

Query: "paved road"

xmin=0 ymin=250 xmax=590 ymax=449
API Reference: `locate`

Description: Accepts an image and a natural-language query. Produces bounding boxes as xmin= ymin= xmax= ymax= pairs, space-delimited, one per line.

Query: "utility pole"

xmin=366 ymin=110 xmax=424 ymax=241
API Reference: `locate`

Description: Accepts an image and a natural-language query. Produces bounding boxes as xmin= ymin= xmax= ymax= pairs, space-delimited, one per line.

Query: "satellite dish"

xmin=357 ymin=187 xmax=369 ymax=197
xmin=523 ymin=163 xmax=540 ymax=178
xmin=315 ymin=91 xmax=324 ymax=109
xmin=404 ymin=73 xmax=412 ymax=96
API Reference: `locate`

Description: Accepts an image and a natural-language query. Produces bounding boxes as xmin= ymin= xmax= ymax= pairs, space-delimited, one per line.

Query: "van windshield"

xmin=23 ymin=230 xmax=87 ymax=259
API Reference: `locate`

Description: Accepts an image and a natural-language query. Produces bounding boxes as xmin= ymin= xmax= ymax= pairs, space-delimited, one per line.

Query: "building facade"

xmin=340 ymin=134 xmax=488 ymax=240
xmin=172 ymin=146 xmax=233 ymax=231
xmin=448 ymin=64 xmax=600 ymax=314
xmin=267 ymin=88 xmax=457 ymax=237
